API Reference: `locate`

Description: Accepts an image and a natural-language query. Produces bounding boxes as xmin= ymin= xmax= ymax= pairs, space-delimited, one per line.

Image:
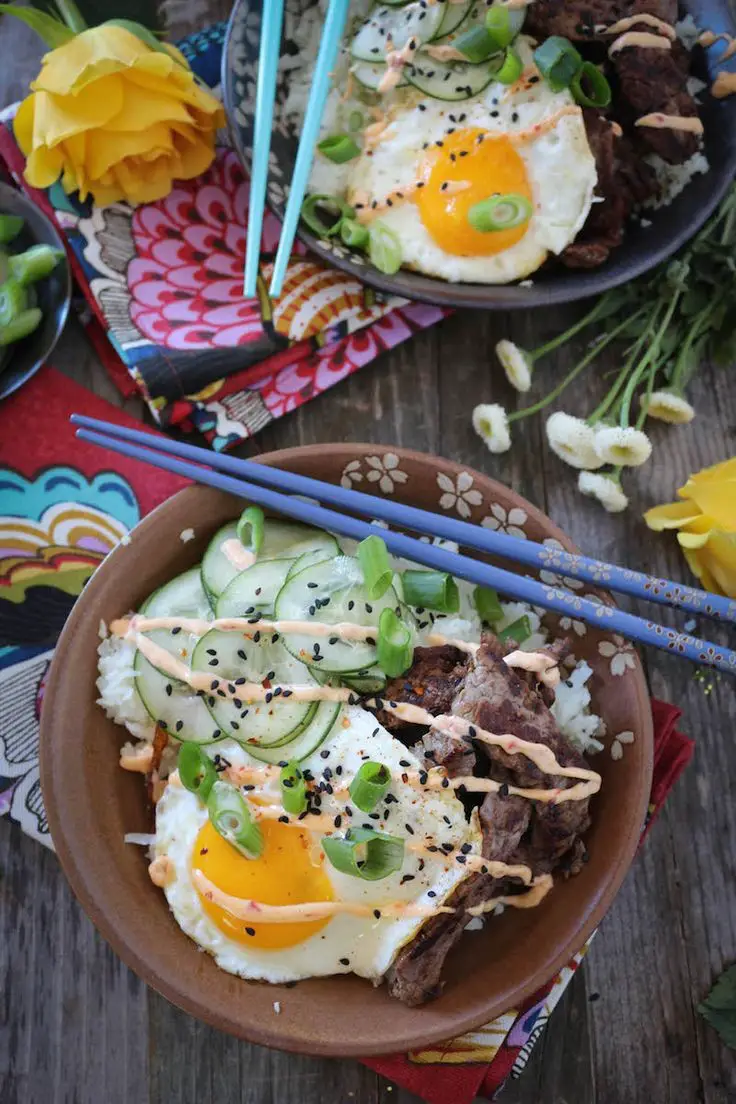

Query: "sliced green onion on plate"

xmin=358 ymin=534 xmax=393 ymax=599
xmin=317 ymin=133 xmax=361 ymax=164
xmin=0 ymin=214 xmax=24 ymax=245
xmin=301 ymin=194 xmax=353 ymax=238
xmin=377 ymin=607 xmax=414 ymax=678
xmin=454 ymin=25 xmax=498 ymax=63
xmin=485 ymin=3 xmax=516 ymax=49
xmin=178 ymin=742 xmax=218 ymax=801
xmin=571 ymin=61 xmax=612 ymax=108
xmin=0 ymin=307 xmax=42 ymax=346
xmin=236 ymin=505 xmax=265 ymax=556
xmin=497 ymin=614 xmax=532 ymax=645
xmin=348 ymin=110 xmax=364 ymax=132
xmin=495 ymin=46 xmax=523 ymax=85
xmin=402 ymin=569 xmax=460 ymax=614
xmin=349 ymin=760 xmax=392 ymax=812
xmin=533 ymin=36 xmax=582 ymax=91
xmin=474 ymin=585 xmax=503 ymax=624
xmin=9 ymin=244 xmax=64 ymax=286
xmin=368 ymin=221 xmax=402 ymax=275
xmin=322 ymin=827 xmax=404 ymax=880
xmin=468 ymin=193 xmax=533 ymax=233
xmin=279 ymin=761 xmax=308 ymax=815
xmin=0 ymin=278 xmax=27 ymax=326
xmin=207 ymin=780 xmax=264 ymax=859
xmin=340 ymin=218 xmax=370 ymax=249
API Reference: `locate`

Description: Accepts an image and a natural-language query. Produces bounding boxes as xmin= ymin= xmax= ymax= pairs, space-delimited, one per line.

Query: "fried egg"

xmin=154 ymin=707 xmax=481 ymax=983
xmin=311 ymin=38 xmax=597 ymax=283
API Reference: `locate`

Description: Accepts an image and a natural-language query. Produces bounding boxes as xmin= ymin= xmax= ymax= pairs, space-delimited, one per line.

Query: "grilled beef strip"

xmin=376 ymin=644 xmax=469 ymax=740
xmin=526 ymin=0 xmax=678 ymax=43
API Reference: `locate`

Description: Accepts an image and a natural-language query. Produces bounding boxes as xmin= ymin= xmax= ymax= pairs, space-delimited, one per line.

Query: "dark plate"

xmin=222 ymin=0 xmax=736 ymax=309
xmin=0 ymin=182 xmax=71 ymax=400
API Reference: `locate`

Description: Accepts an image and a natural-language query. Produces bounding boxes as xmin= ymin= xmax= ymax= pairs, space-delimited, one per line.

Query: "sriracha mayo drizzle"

xmin=608 ymin=30 xmax=672 ymax=56
xmin=600 ymin=14 xmax=676 ymax=39
xmin=221 ymin=539 xmax=257 ymax=571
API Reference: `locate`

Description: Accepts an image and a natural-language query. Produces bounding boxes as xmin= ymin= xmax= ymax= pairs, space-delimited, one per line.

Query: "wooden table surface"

xmin=1 ymin=5 xmax=735 ymax=1103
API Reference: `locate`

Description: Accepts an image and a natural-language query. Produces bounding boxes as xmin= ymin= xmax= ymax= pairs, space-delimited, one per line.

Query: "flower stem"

xmin=54 ymin=0 xmax=87 ymax=32
xmin=584 ymin=307 xmax=654 ymax=423
xmin=530 ymin=293 xmax=617 ymax=361
xmin=618 ymin=288 xmax=682 ymax=426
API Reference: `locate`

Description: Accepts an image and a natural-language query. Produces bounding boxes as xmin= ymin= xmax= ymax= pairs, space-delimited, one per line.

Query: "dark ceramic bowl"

xmin=0 ymin=182 xmax=71 ymax=400
xmin=40 ymin=445 xmax=653 ymax=1057
xmin=222 ymin=0 xmax=736 ymax=309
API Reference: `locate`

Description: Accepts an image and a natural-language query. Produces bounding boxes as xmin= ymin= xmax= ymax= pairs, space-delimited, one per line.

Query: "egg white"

xmin=153 ymin=707 xmax=482 ymax=983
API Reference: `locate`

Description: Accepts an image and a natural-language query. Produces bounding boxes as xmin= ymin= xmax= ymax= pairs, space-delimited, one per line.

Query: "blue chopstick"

xmin=244 ymin=0 xmax=286 ymax=299
xmin=70 ymin=414 xmax=736 ymax=628
xmin=268 ymin=0 xmax=351 ymax=298
xmin=73 ymin=424 xmax=736 ymax=677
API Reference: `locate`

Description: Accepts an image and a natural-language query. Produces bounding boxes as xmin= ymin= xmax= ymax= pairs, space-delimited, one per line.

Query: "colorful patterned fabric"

xmin=0 ymin=24 xmax=448 ymax=451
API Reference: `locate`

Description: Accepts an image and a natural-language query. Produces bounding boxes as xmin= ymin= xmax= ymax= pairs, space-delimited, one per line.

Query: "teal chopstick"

xmin=244 ymin=0 xmax=286 ymax=299
xmin=268 ymin=0 xmax=351 ymax=298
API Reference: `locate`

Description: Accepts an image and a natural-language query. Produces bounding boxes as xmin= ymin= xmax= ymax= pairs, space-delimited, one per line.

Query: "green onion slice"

xmin=401 ymin=569 xmax=460 ymax=614
xmin=485 ymin=3 xmax=516 ymax=49
xmin=474 ymin=585 xmax=503 ymax=624
xmin=340 ymin=218 xmax=370 ymax=249
xmin=533 ymin=35 xmax=583 ymax=91
xmin=377 ymin=607 xmax=414 ymax=678
xmin=301 ymin=194 xmax=353 ymax=238
xmin=279 ymin=760 xmax=308 ymax=815
xmin=468 ymin=193 xmax=533 ymax=233
xmin=0 ymin=278 xmax=28 ymax=327
xmin=0 ymin=214 xmax=24 ymax=245
xmin=455 ymin=25 xmax=497 ymax=63
xmin=368 ymin=221 xmax=402 ymax=275
xmin=497 ymin=614 xmax=532 ymax=645
xmin=178 ymin=742 xmax=218 ymax=802
xmin=317 ymin=133 xmax=361 ymax=164
xmin=349 ymin=760 xmax=392 ymax=812
xmin=8 ymin=244 xmax=64 ymax=286
xmin=0 ymin=307 xmax=42 ymax=346
xmin=495 ymin=46 xmax=523 ymax=85
xmin=348 ymin=110 xmax=364 ymax=132
xmin=207 ymin=780 xmax=264 ymax=859
xmin=322 ymin=827 xmax=404 ymax=881
xmin=570 ymin=61 xmax=612 ymax=108
xmin=236 ymin=505 xmax=264 ymax=557
xmin=358 ymin=534 xmax=393 ymax=599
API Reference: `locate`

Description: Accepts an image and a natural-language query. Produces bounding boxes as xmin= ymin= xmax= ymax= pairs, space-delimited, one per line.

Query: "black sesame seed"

xmin=245 ymin=927 xmax=255 ymax=936
xmin=373 ymin=909 xmax=381 ymax=919
xmin=175 ymin=720 xmax=184 ymax=732
xmin=320 ymin=749 xmax=330 ymax=759
xmin=334 ymin=815 xmax=342 ymax=828
xmin=428 ymin=890 xmax=436 ymax=898
xmin=405 ymin=823 xmax=415 ymax=835
xmin=456 ymin=854 xmax=467 ymax=864
xmin=206 ymin=648 xmax=217 ymax=656
xmin=339 ymin=957 xmax=350 ymax=966
xmin=237 ymin=649 xmax=247 ymax=661
xmin=171 ymin=627 xmax=181 ymax=635
xmin=165 ymin=683 xmax=172 ymax=697
xmin=209 ymin=658 xmax=219 ymax=667
xmin=278 ymin=815 xmax=289 ymax=823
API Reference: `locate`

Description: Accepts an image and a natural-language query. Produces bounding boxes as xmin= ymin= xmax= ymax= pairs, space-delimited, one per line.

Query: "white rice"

xmin=97 ymin=635 xmax=155 ymax=742
xmin=645 ymin=151 xmax=711 ymax=210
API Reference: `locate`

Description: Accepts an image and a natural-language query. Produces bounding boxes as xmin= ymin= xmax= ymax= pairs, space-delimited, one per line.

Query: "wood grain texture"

xmin=1 ymin=0 xmax=735 ymax=1101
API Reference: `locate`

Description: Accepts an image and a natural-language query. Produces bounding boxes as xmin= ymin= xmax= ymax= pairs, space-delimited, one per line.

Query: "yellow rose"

xmin=644 ymin=456 xmax=736 ymax=597
xmin=13 ymin=24 xmax=225 ymax=207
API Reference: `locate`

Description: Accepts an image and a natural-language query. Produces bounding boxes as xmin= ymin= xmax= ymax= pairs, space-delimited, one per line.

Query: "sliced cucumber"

xmin=216 ymin=558 xmax=294 ymax=620
xmin=244 ymin=700 xmax=342 ymax=765
xmin=406 ymin=55 xmax=500 ymax=101
xmin=275 ymin=556 xmax=400 ymax=675
xmin=351 ymin=2 xmax=447 ymax=61
xmin=343 ymin=667 xmax=388 ymax=694
xmin=351 ymin=59 xmax=408 ymax=91
xmin=286 ymin=543 xmax=342 ymax=581
xmin=134 ymin=651 xmax=221 ymax=744
xmin=138 ymin=566 xmax=212 ymax=675
xmin=201 ymin=519 xmax=340 ymax=600
xmin=435 ymin=0 xmax=475 ymax=39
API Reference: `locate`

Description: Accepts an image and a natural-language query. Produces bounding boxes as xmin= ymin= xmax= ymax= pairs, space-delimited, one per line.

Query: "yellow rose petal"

xmin=13 ymin=94 xmax=35 ymax=156
xmin=104 ymin=79 xmax=194 ymax=133
xmin=115 ymin=156 xmax=173 ymax=204
xmin=700 ymin=531 xmax=736 ymax=597
xmin=31 ymin=76 xmax=124 ymax=148
xmin=25 ymin=143 xmax=64 ymax=188
xmin=172 ymin=133 xmax=217 ymax=180
xmin=33 ymin=25 xmax=148 ymax=96
xmin=681 ymin=547 xmax=719 ymax=593
xmin=683 ymin=480 xmax=736 ymax=531
xmin=643 ymin=500 xmax=701 ymax=531
xmin=87 ymin=122 xmax=174 ymax=180
xmin=678 ymin=456 xmax=736 ymax=499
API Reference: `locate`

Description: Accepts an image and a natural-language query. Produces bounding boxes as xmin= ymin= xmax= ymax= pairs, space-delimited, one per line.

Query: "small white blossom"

xmin=364 ymin=453 xmax=408 ymax=494
xmin=640 ymin=389 xmax=695 ymax=425
xmin=594 ymin=426 xmax=652 ymax=467
xmin=437 ymin=471 xmax=483 ymax=518
xmin=578 ymin=471 xmax=629 ymax=513
xmin=495 ymin=340 xmax=533 ymax=393
xmin=546 ymin=412 xmax=603 ymax=470
xmin=472 ymin=403 xmax=511 ymax=454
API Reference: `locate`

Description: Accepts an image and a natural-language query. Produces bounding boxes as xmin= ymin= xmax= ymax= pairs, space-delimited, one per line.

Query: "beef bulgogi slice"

xmin=417 ymin=726 xmax=476 ymax=777
xmin=610 ymin=40 xmax=701 ymax=163
xmin=526 ymin=0 xmax=677 ymax=43
xmin=376 ymin=644 xmax=468 ymax=738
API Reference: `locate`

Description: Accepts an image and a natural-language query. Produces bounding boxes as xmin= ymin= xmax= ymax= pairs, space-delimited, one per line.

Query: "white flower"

xmin=578 ymin=471 xmax=629 ymax=513
xmin=365 ymin=453 xmax=408 ymax=495
xmin=481 ymin=502 xmax=528 ymax=539
xmin=611 ymin=730 xmax=635 ymax=760
xmin=495 ymin=340 xmax=533 ymax=393
xmin=640 ymin=389 xmax=696 ymax=425
xmin=472 ymin=403 xmax=511 ymax=454
xmin=545 ymin=412 xmax=603 ymax=470
xmin=599 ymin=635 xmax=636 ymax=676
xmin=594 ymin=426 xmax=652 ymax=467
xmin=437 ymin=471 xmax=483 ymax=519
xmin=340 ymin=459 xmax=363 ymax=489
xmin=558 ymin=615 xmax=587 ymax=637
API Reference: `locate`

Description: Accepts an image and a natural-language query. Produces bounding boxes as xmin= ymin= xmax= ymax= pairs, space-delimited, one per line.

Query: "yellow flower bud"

xmin=14 ymin=25 xmax=225 ymax=207
xmin=643 ymin=456 xmax=736 ymax=597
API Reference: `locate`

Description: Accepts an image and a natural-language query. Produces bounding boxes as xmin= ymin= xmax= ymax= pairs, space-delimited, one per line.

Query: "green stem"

xmin=669 ymin=302 xmax=715 ymax=392
xmin=54 ymin=0 xmax=87 ymax=32
xmin=617 ymin=288 xmax=682 ymax=427
xmin=530 ymin=293 xmax=616 ymax=361
xmin=635 ymin=358 xmax=658 ymax=430
xmin=586 ymin=307 xmax=655 ymax=423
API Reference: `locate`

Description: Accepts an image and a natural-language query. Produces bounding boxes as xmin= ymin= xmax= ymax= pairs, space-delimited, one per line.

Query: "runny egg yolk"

xmin=417 ymin=127 xmax=532 ymax=257
xmin=192 ymin=819 xmax=333 ymax=949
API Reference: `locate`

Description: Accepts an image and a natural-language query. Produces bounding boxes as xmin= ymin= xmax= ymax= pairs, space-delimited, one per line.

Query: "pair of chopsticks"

xmin=71 ymin=415 xmax=736 ymax=677
xmin=245 ymin=0 xmax=351 ymax=300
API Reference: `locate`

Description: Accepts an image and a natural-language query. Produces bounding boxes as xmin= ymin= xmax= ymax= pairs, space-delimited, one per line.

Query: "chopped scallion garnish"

xmin=349 ymin=761 xmax=392 ymax=812
xmin=495 ymin=46 xmax=523 ymax=85
xmin=358 ymin=534 xmax=393 ymax=599
xmin=322 ymin=827 xmax=404 ymax=880
xmin=571 ymin=61 xmax=612 ymax=108
xmin=340 ymin=218 xmax=370 ymax=249
xmin=454 ymin=25 xmax=497 ymax=63
xmin=317 ymin=133 xmax=361 ymax=164
xmin=279 ymin=761 xmax=308 ymax=815
xmin=368 ymin=221 xmax=402 ymax=275
xmin=474 ymin=585 xmax=503 ymax=624
xmin=348 ymin=110 xmax=364 ymax=132
xmin=377 ymin=607 xmax=414 ymax=678
xmin=236 ymin=504 xmax=265 ymax=557
xmin=468 ymin=193 xmax=532 ymax=233
xmin=8 ymin=244 xmax=64 ymax=286
xmin=207 ymin=781 xmax=264 ymax=859
xmin=497 ymin=614 xmax=532 ymax=645
xmin=533 ymin=36 xmax=583 ymax=91
xmin=178 ymin=742 xmax=218 ymax=802
xmin=0 ymin=213 xmax=23 ymax=245
xmin=485 ymin=3 xmax=515 ymax=49
xmin=301 ymin=194 xmax=353 ymax=238
xmin=401 ymin=569 xmax=460 ymax=614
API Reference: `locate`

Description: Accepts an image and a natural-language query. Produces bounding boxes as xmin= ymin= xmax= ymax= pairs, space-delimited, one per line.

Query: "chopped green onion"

xmin=178 ymin=742 xmax=218 ymax=802
xmin=301 ymin=194 xmax=353 ymax=238
xmin=368 ymin=221 xmax=402 ymax=275
xmin=474 ymin=586 xmax=503 ymax=624
xmin=8 ymin=244 xmax=64 ymax=286
xmin=377 ymin=607 xmax=414 ymax=678
xmin=279 ymin=760 xmax=308 ymax=815
xmin=533 ymin=35 xmax=583 ymax=92
xmin=0 ymin=214 xmax=23 ymax=245
xmin=497 ymin=614 xmax=532 ymax=645
xmin=348 ymin=110 xmax=364 ymax=132
xmin=401 ymin=570 xmax=460 ymax=614
xmin=468 ymin=193 xmax=533 ymax=233
xmin=0 ymin=279 xmax=28 ymax=327
xmin=207 ymin=780 xmax=264 ymax=859
xmin=358 ymin=534 xmax=393 ymax=599
xmin=322 ymin=827 xmax=404 ymax=881
xmin=454 ymin=25 xmax=497 ymax=63
xmin=495 ymin=46 xmax=523 ymax=85
xmin=236 ymin=505 xmax=264 ymax=557
xmin=349 ymin=760 xmax=392 ymax=812
xmin=340 ymin=218 xmax=370 ymax=249
xmin=0 ymin=307 xmax=42 ymax=346
xmin=571 ymin=61 xmax=612 ymax=108
xmin=317 ymin=133 xmax=361 ymax=164
xmin=485 ymin=3 xmax=515 ymax=49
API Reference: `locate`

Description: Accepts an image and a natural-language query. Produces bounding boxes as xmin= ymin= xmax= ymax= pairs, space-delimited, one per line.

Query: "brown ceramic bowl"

xmin=40 ymin=444 xmax=653 ymax=1057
